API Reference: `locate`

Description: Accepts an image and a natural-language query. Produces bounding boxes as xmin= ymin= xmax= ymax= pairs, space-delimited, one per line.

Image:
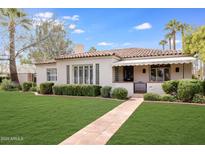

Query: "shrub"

xmin=177 ymin=79 xmax=204 ymax=102
xmin=144 ymin=93 xmax=161 ymax=101
xmin=52 ymin=84 xmax=101 ymax=96
xmin=30 ymin=86 xmax=37 ymax=92
xmin=101 ymin=86 xmax=112 ymax=98
xmin=40 ymin=82 xmax=54 ymax=94
xmin=161 ymin=94 xmax=176 ymax=102
xmin=22 ymin=82 xmax=33 ymax=92
xmin=192 ymin=94 xmax=205 ymax=103
xmin=0 ymin=76 xmax=10 ymax=83
xmin=162 ymin=80 xmax=179 ymax=95
xmin=112 ymin=87 xmax=128 ymax=100
xmin=0 ymin=79 xmax=19 ymax=91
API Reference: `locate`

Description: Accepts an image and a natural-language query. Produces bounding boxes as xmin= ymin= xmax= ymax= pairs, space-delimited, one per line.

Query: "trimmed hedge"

xmin=112 ymin=87 xmax=128 ymax=100
xmin=177 ymin=79 xmax=204 ymax=102
xmin=144 ymin=93 xmax=161 ymax=101
xmin=161 ymin=94 xmax=176 ymax=102
xmin=52 ymin=84 xmax=101 ymax=96
xmin=101 ymin=86 xmax=112 ymax=98
xmin=40 ymin=82 xmax=54 ymax=94
xmin=192 ymin=94 xmax=205 ymax=103
xmin=162 ymin=80 xmax=179 ymax=95
xmin=22 ymin=82 xmax=33 ymax=92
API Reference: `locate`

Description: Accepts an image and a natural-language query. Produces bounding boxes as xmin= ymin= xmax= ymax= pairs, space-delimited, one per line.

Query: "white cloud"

xmin=34 ymin=12 xmax=54 ymax=19
xmin=68 ymin=24 xmax=76 ymax=30
xmin=63 ymin=15 xmax=79 ymax=21
xmin=97 ymin=42 xmax=113 ymax=46
xmin=134 ymin=22 xmax=152 ymax=30
xmin=73 ymin=29 xmax=85 ymax=34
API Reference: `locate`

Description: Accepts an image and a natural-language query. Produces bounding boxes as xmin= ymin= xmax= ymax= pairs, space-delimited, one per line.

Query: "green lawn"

xmin=0 ymin=91 xmax=122 ymax=145
xmin=108 ymin=102 xmax=205 ymax=145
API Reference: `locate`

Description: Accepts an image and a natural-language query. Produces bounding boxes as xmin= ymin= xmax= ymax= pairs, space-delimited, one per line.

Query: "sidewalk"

xmin=59 ymin=97 xmax=143 ymax=145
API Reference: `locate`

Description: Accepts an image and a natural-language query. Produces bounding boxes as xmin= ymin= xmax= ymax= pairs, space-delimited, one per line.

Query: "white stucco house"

xmin=35 ymin=45 xmax=195 ymax=96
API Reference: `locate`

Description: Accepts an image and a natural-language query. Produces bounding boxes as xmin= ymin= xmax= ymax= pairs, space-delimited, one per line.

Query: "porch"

xmin=112 ymin=56 xmax=195 ymax=96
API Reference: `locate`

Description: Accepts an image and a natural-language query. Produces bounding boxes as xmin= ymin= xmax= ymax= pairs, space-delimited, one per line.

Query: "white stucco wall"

xmin=147 ymin=82 xmax=164 ymax=94
xmin=18 ymin=73 xmax=28 ymax=84
xmin=171 ymin=63 xmax=192 ymax=80
xmin=134 ymin=65 xmax=149 ymax=82
xmin=36 ymin=63 xmax=57 ymax=85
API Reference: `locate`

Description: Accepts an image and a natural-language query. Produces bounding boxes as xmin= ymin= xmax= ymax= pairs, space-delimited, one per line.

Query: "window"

xmin=66 ymin=65 xmax=70 ymax=84
xmin=79 ymin=66 xmax=83 ymax=84
xmin=73 ymin=65 xmax=93 ymax=84
xmin=96 ymin=64 xmax=100 ymax=85
xmin=47 ymin=68 xmax=57 ymax=81
xmin=142 ymin=68 xmax=146 ymax=74
xmin=115 ymin=67 xmax=119 ymax=82
xmin=74 ymin=66 xmax=78 ymax=84
xmin=176 ymin=67 xmax=180 ymax=72
xmin=150 ymin=65 xmax=170 ymax=82
xmin=124 ymin=66 xmax=133 ymax=81
xmin=90 ymin=65 xmax=93 ymax=84
xmin=84 ymin=66 xmax=89 ymax=84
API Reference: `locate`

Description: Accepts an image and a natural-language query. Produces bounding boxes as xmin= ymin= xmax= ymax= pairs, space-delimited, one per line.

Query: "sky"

xmin=25 ymin=8 xmax=205 ymax=51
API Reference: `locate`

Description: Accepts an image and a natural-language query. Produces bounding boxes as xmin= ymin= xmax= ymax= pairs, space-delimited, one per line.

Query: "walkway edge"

xmin=59 ymin=97 xmax=143 ymax=145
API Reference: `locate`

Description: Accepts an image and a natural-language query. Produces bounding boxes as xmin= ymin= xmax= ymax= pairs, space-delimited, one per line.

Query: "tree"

xmin=159 ymin=40 xmax=167 ymax=50
xmin=165 ymin=33 xmax=173 ymax=50
xmin=165 ymin=19 xmax=180 ymax=50
xmin=178 ymin=22 xmax=192 ymax=51
xmin=184 ymin=26 xmax=205 ymax=61
xmin=27 ymin=19 xmax=72 ymax=63
xmin=0 ymin=8 xmax=32 ymax=83
xmin=89 ymin=46 xmax=97 ymax=52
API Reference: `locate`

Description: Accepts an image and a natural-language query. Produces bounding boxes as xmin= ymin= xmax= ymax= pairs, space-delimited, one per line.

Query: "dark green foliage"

xmin=192 ymin=94 xmax=205 ymax=103
xmin=161 ymin=94 xmax=176 ymax=102
xmin=162 ymin=80 xmax=179 ymax=95
xmin=144 ymin=93 xmax=161 ymax=101
xmin=177 ymin=79 xmax=204 ymax=102
xmin=30 ymin=86 xmax=37 ymax=92
xmin=0 ymin=79 xmax=19 ymax=91
xmin=112 ymin=87 xmax=128 ymax=100
xmin=40 ymin=82 xmax=54 ymax=94
xmin=22 ymin=82 xmax=33 ymax=92
xmin=52 ymin=84 xmax=101 ymax=96
xmin=101 ymin=86 xmax=112 ymax=98
xmin=0 ymin=76 xmax=10 ymax=83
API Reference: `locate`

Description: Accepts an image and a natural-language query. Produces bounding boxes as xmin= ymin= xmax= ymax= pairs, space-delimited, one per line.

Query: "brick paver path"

xmin=59 ymin=97 xmax=143 ymax=145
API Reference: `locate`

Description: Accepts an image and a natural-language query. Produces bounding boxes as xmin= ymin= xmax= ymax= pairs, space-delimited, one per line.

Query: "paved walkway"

xmin=59 ymin=97 xmax=143 ymax=145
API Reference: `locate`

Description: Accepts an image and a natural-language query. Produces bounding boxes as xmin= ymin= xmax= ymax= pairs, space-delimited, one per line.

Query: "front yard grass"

xmin=108 ymin=101 xmax=205 ymax=145
xmin=0 ymin=91 xmax=122 ymax=145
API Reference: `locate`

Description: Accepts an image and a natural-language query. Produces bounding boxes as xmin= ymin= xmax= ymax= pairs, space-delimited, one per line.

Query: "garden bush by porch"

xmin=52 ymin=84 xmax=101 ymax=96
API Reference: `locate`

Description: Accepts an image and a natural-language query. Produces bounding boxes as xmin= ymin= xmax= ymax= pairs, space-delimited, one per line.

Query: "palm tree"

xmin=165 ymin=33 xmax=173 ymax=50
xmin=178 ymin=22 xmax=192 ymax=51
xmin=0 ymin=8 xmax=32 ymax=83
xmin=159 ymin=40 xmax=167 ymax=50
xmin=165 ymin=19 xmax=180 ymax=50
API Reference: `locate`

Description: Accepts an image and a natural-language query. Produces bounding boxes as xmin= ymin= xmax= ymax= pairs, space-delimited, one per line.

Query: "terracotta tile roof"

xmin=55 ymin=48 xmax=183 ymax=60
xmin=112 ymin=48 xmax=183 ymax=58
xmin=35 ymin=48 xmax=184 ymax=64
xmin=34 ymin=60 xmax=56 ymax=65
xmin=55 ymin=51 xmax=118 ymax=60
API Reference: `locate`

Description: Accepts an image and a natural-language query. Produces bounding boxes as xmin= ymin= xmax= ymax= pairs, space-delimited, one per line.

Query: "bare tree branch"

xmin=15 ymin=33 xmax=51 ymax=58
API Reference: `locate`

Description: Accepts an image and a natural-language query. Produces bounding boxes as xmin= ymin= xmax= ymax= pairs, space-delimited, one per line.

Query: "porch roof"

xmin=112 ymin=56 xmax=195 ymax=66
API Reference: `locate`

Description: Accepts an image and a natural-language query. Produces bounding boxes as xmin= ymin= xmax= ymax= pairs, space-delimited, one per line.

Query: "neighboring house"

xmin=35 ymin=46 xmax=195 ymax=96
xmin=0 ymin=64 xmax=36 ymax=84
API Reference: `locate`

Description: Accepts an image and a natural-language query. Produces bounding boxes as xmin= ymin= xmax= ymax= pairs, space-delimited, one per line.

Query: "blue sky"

xmin=25 ymin=8 xmax=205 ymax=51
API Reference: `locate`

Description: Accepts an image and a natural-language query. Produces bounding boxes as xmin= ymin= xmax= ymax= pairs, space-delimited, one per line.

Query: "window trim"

xmin=150 ymin=66 xmax=170 ymax=82
xmin=72 ymin=64 xmax=93 ymax=84
xmin=46 ymin=68 xmax=57 ymax=81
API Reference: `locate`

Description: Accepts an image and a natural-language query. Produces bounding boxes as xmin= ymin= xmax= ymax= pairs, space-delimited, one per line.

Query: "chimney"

xmin=74 ymin=44 xmax=84 ymax=54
